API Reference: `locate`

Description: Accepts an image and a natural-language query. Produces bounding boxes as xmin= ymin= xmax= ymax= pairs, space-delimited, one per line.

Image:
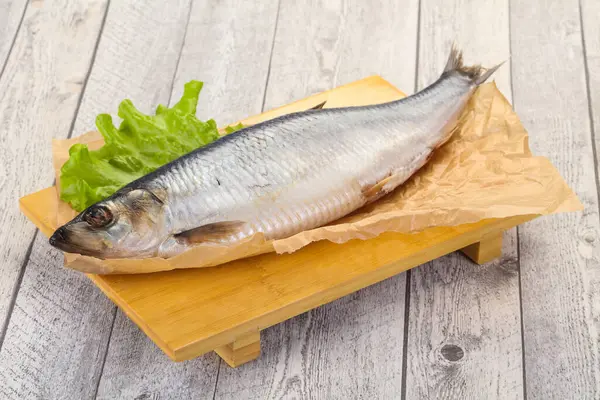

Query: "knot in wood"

xmin=440 ymin=344 xmax=464 ymax=361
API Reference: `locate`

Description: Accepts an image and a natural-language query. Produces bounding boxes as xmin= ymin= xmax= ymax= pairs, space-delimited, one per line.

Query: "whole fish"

xmin=49 ymin=46 xmax=502 ymax=259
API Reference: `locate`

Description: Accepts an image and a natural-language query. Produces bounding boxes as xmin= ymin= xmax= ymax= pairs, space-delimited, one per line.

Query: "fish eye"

xmin=83 ymin=205 xmax=113 ymax=228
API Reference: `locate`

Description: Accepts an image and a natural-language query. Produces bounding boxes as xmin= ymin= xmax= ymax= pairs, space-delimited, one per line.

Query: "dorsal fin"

xmin=309 ymin=100 xmax=327 ymax=110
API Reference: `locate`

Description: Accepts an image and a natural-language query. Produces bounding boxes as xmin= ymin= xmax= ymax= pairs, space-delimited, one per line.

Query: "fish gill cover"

xmin=59 ymin=80 xmax=244 ymax=212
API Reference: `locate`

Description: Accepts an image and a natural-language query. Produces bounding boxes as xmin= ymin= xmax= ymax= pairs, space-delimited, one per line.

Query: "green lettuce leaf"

xmin=224 ymin=122 xmax=245 ymax=134
xmin=60 ymin=80 xmax=224 ymax=211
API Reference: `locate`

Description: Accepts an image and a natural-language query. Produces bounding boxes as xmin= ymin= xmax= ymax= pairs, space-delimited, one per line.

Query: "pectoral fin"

xmin=175 ymin=221 xmax=246 ymax=244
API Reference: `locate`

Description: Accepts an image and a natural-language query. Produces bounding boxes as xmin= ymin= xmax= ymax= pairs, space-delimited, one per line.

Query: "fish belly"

xmin=243 ymin=126 xmax=434 ymax=241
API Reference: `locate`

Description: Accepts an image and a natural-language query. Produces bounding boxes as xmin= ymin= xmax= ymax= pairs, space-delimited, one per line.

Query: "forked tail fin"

xmin=443 ymin=43 xmax=505 ymax=85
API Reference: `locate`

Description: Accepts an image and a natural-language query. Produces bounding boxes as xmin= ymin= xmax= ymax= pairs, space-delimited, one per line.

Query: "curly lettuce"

xmin=60 ymin=80 xmax=243 ymax=211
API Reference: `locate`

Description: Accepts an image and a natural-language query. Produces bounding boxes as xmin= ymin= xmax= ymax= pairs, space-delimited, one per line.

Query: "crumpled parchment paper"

xmin=52 ymin=81 xmax=582 ymax=274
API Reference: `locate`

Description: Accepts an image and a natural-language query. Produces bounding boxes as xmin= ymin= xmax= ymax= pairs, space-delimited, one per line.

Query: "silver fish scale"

xmin=147 ymin=73 xmax=474 ymax=244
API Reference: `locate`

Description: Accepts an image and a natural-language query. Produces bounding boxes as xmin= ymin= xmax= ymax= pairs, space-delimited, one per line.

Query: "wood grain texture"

xmin=215 ymin=0 xmax=418 ymax=397
xmin=0 ymin=0 xmax=27 ymax=72
xmin=0 ymin=0 xmax=108 ymax=337
xmin=406 ymin=1 xmax=523 ymax=398
xmin=95 ymin=0 xmax=280 ymax=398
xmin=511 ymin=0 xmax=600 ymax=397
xmin=0 ymin=1 xmax=203 ymax=399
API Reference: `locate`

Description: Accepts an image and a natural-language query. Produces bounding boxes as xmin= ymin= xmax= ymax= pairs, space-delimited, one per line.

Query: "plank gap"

xmin=516 ymin=226 xmax=528 ymax=400
xmin=0 ymin=230 xmax=37 ymax=351
xmin=400 ymin=269 xmax=412 ymax=400
xmin=577 ymin=0 xmax=600 ymax=212
xmin=413 ymin=0 xmax=422 ymax=93
xmin=260 ymin=0 xmax=283 ymax=113
xmin=92 ymin=307 xmax=117 ymax=400
xmin=211 ymin=358 xmax=221 ymax=400
xmin=65 ymin=0 xmax=111 ymax=140
xmin=0 ymin=0 xmax=28 ymax=82
xmin=165 ymin=0 xmax=194 ymax=108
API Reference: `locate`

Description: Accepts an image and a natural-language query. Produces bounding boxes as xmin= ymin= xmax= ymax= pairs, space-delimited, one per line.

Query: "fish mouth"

xmin=49 ymin=227 xmax=102 ymax=257
xmin=49 ymin=227 xmax=69 ymax=249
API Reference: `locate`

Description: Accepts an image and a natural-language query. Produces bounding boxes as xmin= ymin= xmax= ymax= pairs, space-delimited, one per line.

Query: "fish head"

xmin=49 ymin=188 xmax=169 ymax=258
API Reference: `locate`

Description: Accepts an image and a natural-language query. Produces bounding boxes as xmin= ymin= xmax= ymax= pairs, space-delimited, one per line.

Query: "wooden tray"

xmin=19 ymin=76 xmax=537 ymax=367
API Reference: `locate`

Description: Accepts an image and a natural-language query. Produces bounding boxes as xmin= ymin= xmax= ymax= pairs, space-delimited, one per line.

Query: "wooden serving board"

xmin=19 ymin=76 xmax=537 ymax=367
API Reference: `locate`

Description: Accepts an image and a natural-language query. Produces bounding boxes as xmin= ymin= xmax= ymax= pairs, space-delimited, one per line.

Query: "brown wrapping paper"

xmin=52 ymin=83 xmax=582 ymax=274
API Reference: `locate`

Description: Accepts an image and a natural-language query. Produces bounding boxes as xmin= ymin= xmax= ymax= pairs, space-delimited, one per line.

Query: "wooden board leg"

xmin=214 ymin=331 xmax=261 ymax=368
xmin=461 ymin=231 xmax=503 ymax=264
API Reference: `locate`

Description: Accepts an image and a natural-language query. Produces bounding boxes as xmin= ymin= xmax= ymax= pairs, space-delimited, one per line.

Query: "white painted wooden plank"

xmin=215 ymin=0 xmax=418 ymax=398
xmin=95 ymin=1 xmax=281 ymax=398
xmin=95 ymin=310 xmax=221 ymax=400
xmin=0 ymin=0 xmax=28 ymax=73
xmin=0 ymin=1 xmax=206 ymax=399
xmin=0 ymin=0 xmax=108 ymax=338
xmin=406 ymin=234 xmax=522 ymax=399
xmin=406 ymin=1 xmax=523 ymax=398
xmin=511 ymin=0 xmax=600 ymax=397
xmin=581 ymin=0 xmax=600 ymax=185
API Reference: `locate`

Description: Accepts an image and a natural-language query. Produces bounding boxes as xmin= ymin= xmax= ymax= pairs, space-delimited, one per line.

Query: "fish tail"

xmin=443 ymin=42 xmax=506 ymax=85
